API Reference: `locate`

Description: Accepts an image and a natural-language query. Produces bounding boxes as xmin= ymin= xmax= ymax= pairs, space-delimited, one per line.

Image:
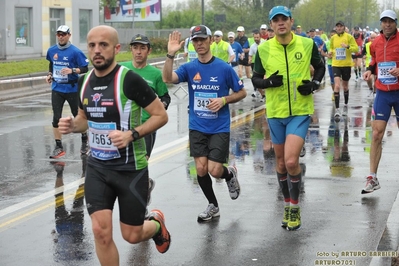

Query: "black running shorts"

xmin=189 ymin=130 xmax=230 ymax=164
xmin=85 ymin=164 xmax=149 ymax=226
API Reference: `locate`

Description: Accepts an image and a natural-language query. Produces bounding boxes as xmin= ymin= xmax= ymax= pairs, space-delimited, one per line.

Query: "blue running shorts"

xmin=372 ymin=90 xmax=399 ymax=122
xmin=267 ymin=115 xmax=311 ymax=144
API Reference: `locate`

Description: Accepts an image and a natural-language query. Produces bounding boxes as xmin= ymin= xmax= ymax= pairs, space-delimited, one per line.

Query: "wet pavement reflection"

xmin=51 ymin=154 xmax=93 ymax=263
xmin=1 ymin=77 xmax=399 ymax=265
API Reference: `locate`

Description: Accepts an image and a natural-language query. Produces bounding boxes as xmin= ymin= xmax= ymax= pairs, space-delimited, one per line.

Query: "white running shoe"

xmin=361 ymin=176 xmax=381 ymax=194
xmin=226 ymin=166 xmax=240 ymax=200
xmin=197 ymin=203 xmax=220 ymax=222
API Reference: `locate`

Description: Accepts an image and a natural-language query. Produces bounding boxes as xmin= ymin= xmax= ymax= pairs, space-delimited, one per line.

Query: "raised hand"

xmin=168 ymin=31 xmax=185 ymax=56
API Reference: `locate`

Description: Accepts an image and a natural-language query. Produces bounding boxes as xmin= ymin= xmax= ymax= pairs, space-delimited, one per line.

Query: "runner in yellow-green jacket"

xmin=251 ymin=6 xmax=325 ymax=231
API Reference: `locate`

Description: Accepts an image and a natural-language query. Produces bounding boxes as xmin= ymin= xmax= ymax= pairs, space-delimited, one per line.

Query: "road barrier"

xmin=0 ymin=54 xmax=184 ymax=85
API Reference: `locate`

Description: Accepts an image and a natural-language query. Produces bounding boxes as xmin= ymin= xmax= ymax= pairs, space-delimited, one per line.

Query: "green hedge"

xmin=0 ymin=51 xmax=167 ymax=78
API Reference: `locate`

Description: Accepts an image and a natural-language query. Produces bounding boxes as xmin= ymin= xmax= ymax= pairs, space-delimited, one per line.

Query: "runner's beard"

xmin=92 ymin=57 xmax=114 ymax=71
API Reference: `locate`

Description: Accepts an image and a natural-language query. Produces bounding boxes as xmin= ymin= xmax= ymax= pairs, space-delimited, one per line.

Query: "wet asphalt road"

xmin=1 ymin=76 xmax=399 ymax=266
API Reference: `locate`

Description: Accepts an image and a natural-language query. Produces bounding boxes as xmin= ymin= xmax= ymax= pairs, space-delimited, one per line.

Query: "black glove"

xmin=263 ymin=70 xmax=283 ymax=88
xmin=297 ymin=80 xmax=319 ymax=96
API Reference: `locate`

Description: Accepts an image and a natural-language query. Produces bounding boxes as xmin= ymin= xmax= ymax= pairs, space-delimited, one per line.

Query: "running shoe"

xmin=361 ymin=176 xmax=381 ymax=194
xmin=197 ymin=203 xmax=220 ymax=222
xmin=334 ymin=109 xmax=341 ymax=121
xmin=342 ymin=105 xmax=348 ymax=116
xmin=80 ymin=141 xmax=89 ymax=154
xmin=299 ymin=146 xmax=306 ymax=157
xmin=287 ymin=206 xmax=301 ymax=231
xmin=281 ymin=206 xmax=290 ymax=228
xmin=226 ymin=166 xmax=240 ymax=200
xmin=355 ymin=77 xmax=359 ymax=82
xmin=49 ymin=147 xmax=65 ymax=159
xmin=148 ymin=209 xmax=171 ymax=253
xmin=144 ymin=178 xmax=156 ymax=219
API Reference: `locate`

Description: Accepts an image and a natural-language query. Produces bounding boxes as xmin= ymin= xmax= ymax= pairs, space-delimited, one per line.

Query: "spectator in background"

xmin=45 ymin=25 xmax=89 ymax=159
xmin=210 ymin=30 xmax=235 ymax=64
xmin=235 ymin=26 xmax=252 ymax=80
xmin=295 ymin=25 xmax=307 ymax=37
xmin=267 ymin=28 xmax=275 ymax=39
xmin=227 ymin=31 xmax=244 ymax=68
xmin=260 ymin=24 xmax=269 ymax=40
xmin=362 ymin=31 xmax=377 ymax=93
xmin=319 ymin=28 xmax=329 ymax=41
xmin=328 ymin=20 xmax=358 ymax=119
xmin=352 ymin=26 xmax=365 ymax=82
xmin=184 ymin=26 xmax=197 ymax=62
xmin=248 ymin=31 xmax=265 ymax=101
xmin=324 ymin=29 xmax=337 ymax=100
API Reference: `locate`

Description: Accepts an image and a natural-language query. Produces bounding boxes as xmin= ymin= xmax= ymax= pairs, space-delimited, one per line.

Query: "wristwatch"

xmin=166 ymin=54 xmax=175 ymax=59
xmin=72 ymin=68 xmax=77 ymax=74
xmin=313 ymin=80 xmax=321 ymax=86
xmin=131 ymin=128 xmax=140 ymax=141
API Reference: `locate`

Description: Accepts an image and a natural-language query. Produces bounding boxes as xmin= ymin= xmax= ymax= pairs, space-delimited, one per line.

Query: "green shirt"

xmin=119 ymin=61 xmax=168 ymax=122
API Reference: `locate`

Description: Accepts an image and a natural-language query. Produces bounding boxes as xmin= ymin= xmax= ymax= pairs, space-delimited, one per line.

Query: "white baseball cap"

xmin=228 ymin=32 xmax=235 ymax=38
xmin=214 ymin=30 xmax=223 ymax=37
xmin=260 ymin=24 xmax=267 ymax=29
xmin=57 ymin=25 xmax=70 ymax=34
xmin=237 ymin=26 xmax=245 ymax=32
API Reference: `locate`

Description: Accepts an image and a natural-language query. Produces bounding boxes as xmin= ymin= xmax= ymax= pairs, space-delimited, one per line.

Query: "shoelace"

xmin=284 ymin=208 xmax=290 ymax=221
xmin=228 ymin=179 xmax=237 ymax=191
xmin=290 ymin=209 xmax=298 ymax=221
xmin=154 ymin=233 xmax=169 ymax=245
xmin=365 ymin=176 xmax=375 ymax=183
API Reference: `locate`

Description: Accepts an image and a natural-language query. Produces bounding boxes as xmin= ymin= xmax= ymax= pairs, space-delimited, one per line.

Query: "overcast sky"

xmin=162 ymin=0 xmax=187 ymax=7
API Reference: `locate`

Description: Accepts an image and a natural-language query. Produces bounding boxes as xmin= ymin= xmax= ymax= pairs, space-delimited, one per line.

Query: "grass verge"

xmin=0 ymin=52 xmax=163 ymax=78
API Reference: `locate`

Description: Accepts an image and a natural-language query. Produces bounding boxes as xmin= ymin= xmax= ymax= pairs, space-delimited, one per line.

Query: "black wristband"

xmin=166 ymin=54 xmax=175 ymax=59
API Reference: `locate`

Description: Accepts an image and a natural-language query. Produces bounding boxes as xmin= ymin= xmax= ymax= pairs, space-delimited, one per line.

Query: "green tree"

xmin=208 ymin=0 xmax=301 ymax=32
xmin=293 ymin=0 xmax=380 ymax=31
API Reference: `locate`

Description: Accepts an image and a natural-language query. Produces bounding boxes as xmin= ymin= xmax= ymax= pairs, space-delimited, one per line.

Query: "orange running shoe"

xmin=49 ymin=147 xmax=65 ymax=159
xmin=148 ymin=209 xmax=171 ymax=253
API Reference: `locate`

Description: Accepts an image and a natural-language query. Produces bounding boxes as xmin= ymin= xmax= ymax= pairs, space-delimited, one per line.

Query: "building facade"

xmin=0 ymin=0 xmax=99 ymax=60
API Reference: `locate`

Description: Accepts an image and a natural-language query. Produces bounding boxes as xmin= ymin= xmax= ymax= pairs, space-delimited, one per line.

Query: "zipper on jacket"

xmin=283 ymin=45 xmax=292 ymax=116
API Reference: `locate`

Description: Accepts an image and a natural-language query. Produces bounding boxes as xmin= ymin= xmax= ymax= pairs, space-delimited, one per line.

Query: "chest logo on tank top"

xmin=92 ymin=93 xmax=103 ymax=107
xmin=193 ymin=72 xmax=202 ymax=83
